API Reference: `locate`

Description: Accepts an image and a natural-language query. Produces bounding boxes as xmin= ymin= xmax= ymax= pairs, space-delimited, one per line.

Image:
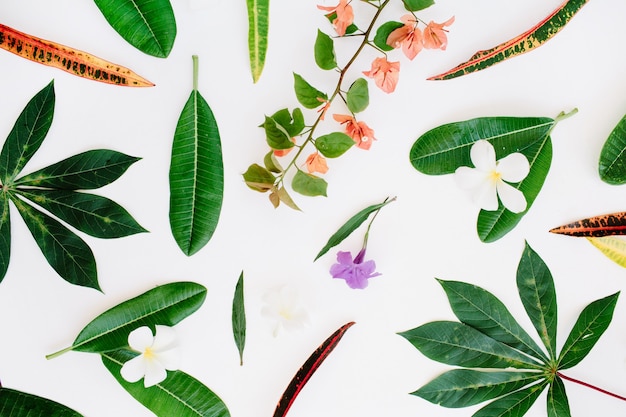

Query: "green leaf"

xmin=263 ymin=151 xmax=283 ymax=173
xmin=0 ymin=81 xmax=55 ymax=184
xmin=291 ymin=170 xmax=327 ymax=197
xmin=314 ymin=197 xmax=393 ymax=261
xmin=314 ymin=30 xmax=337 ymax=70
xmin=16 ymin=189 xmax=146 ymax=238
xmin=293 ymin=73 xmax=327 ymax=109
xmin=270 ymin=108 xmax=305 ymax=137
xmin=47 ymin=282 xmax=206 ymax=358
xmin=263 ymin=116 xmax=294 ymax=150
xmin=598 ymin=113 xmax=626 ymax=184
xmin=438 ymin=279 xmax=548 ymax=362
xmin=315 ymin=132 xmax=354 ymax=158
xmin=346 ymin=78 xmax=369 ymax=113
xmin=0 ymin=387 xmax=84 ymax=416
xmin=242 ymin=163 xmax=275 ymax=192
xmin=170 ymin=56 xmax=223 ymax=256
xmin=246 ymin=0 xmax=269 ymax=82
xmin=102 ymin=349 xmax=230 ymax=417
xmin=276 ymin=186 xmax=301 ymax=211
xmin=373 ymin=21 xmax=404 ymax=51
xmin=558 ymin=292 xmax=620 ymax=369
xmin=402 ymin=0 xmax=435 ymax=11
xmin=516 ymin=242 xmax=557 ymax=360
xmin=547 ymin=376 xmax=571 ymax=417
xmin=398 ymin=321 xmax=542 ymax=369
xmin=232 ymin=271 xmax=246 ymax=366
xmin=15 ymin=149 xmax=140 ymax=190
xmin=11 ymin=196 xmax=98 ymax=290
xmin=0 ymin=193 xmax=10 ymax=283
xmin=472 ymin=381 xmax=547 ymax=417
xmin=93 ymin=0 xmax=176 ymax=58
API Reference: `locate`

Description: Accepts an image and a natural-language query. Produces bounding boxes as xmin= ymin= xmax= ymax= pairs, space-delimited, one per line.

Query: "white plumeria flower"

xmin=261 ymin=286 xmax=309 ymax=337
xmin=454 ymin=140 xmax=530 ymax=213
xmin=120 ymin=325 xmax=180 ymax=387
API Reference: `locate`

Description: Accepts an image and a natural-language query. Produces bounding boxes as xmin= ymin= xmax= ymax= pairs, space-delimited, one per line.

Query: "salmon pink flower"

xmin=363 ymin=57 xmax=400 ymax=93
xmin=317 ymin=97 xmax=331 ymax=121
xmin=387 ymin=14 xmax=423 ymax=60
xmin=317 ymin=0 xmax=354 ymax=37
xmin=305 ymin=152 xmax=329 ymax=174
xmin=423 ymin=16 xmax=455 ymax=50
xmin=333 ymin=114 xmax=376 ymax=150
xmin=330 ymin=248 xmax=381 ymax=289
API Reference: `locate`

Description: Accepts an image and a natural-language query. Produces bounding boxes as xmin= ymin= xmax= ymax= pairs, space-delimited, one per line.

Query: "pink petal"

xmin=470 ymin=140 xmax=496 ymax=172
xmin=496 ymin=181 xmax=527 ymax=213
xmin=498 ymin=153 xmax=530 ymax=183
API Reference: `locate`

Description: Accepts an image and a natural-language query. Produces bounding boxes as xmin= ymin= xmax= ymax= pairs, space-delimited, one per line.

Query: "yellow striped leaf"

xmin=587 ymin=236 xmax=626 ymax=268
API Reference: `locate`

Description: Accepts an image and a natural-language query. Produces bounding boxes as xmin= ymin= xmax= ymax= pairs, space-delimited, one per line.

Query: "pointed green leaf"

xmin=15 ymin=149 xmax=140 ymax=190
xmin=314 ymin=30 xmax=337 ymax=70
xmin=0 ymin=81 xmax=55 ymax=183
xmin=558 ymin=292 xmax=620 ymax=369
xmin=399 ymin=321 xmax=542 ymax=369
xmin=11 ymin=196 xmax=98 ymax=290
xmin=547 ymin=376 xmax=571 ymax=417
xmin=438 ymin=279 xmax=548 ymax=362
xmin=0 ymin=193 xmax=10 ymax=283
xmin=516 ymin=242 xmax=557 ymax=360
xmin=264 ymin=151 xmax=283 ymax=173
xmin=232 ymin=271 xmax=246 ymax=366
xmin=16 ymin=189 xmax=146 ymax=238
xmin=263 ymin=116 xmax=294 ymax=150
xmin=292 ymin=170 xmax=327 ymax=197
xmin=413 ymin=370 xmax=543 ymax=408
xmin=293 ymin=73 xmax=328 ymax=109
xmin=246 ymin=0 xmax=269 ymax=82
xmin=403 ymin=0 xmax=435 ymax=11
xmin=102 ymin=349 xmax=230 ymax=417
xmin=276 ymin=186 xmax=301 ymax=211
xmin=346 ymin=78 xmax=369 ymax=113
xmin=93 ymin=0 xmax=176 ymax=58
xmin=472 ymin=381 xmax=547 ymax=417
xmin=373 ymin=21 xmax=404 ymax=52
xmin=242 ymin=163 xmax=275 ymax=192
xmin=170 ymin=56 xmax=223 ymax=256
xmin=598 ymin=113 xmax=626 ymax=184
xmin=0 ymin=387 xmax=84 ymax=416
xmin=315 ymin=132 xmax=354 ymax=158
xmin=47 ymin=282 xmax=206 ymax=358
xmin=270 ymin=108 xmax=305 ymax=137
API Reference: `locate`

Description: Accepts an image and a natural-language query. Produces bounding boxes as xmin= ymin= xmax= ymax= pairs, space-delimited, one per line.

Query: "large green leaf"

xmin=232 ymin=271 xmax=246 ymax=366
xmin=438 ymin=279 xmax=548 ymax=362
xmin=314 ymin=29 xmax=336 ymax=70
xmin=413 ymin=370 xmax=542 ymax=408
xmin=246 ymin=0 xmax=269 ymax=83
xmin=558 ymin=292 xmax=619 ymax=369
xmin=47 ymin=282 xmax=206 ymax=358
xmin=102 ymin=349 xmax=230 ymax=417
xmin=269 ymin=108 xmax=304 ymax=137
xmin=15 ymin=150 xmax=140 ymax=190
xmin=170 ymin=56 xmax=223 ymax=256
xmin=11 ymin=196 xmax=98 ymax=290
xmin=0 ymin=81 xmax=55 ymax=184
xmin=598 ymin=113 xmax=626 ymax=184
xmin=0 ymin=387 xmax=83 ymax=416
xmin=291 ymin=170 xmax=327 ymax=197
xmin=263 ymin=116 xmax=293 ymax=150
xmin=0 ymin=193 xmax=10 ymax=283
xmin=93 ymin=0 xmax=176 ymax=58
xmin=17 ymin=189 xmax=146 ymax=238
xmin=547 ymin=376 xmax=571 ymax=417
xmin=472 ymin=381 xmax=547 ymax=417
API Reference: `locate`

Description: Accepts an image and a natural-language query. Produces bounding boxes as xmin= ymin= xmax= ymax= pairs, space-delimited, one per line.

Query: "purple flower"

xmin=330 ymin=248 xmax=381 ymax=289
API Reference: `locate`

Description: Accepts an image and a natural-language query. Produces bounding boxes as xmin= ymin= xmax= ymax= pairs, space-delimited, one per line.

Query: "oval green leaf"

xmin=246 ymin=0 xmax=269 ymax=82
xmin=291 ymin=170 xmax=327 ymax=197
xmin=598 ymin=113 xmax=626 ymax=184
xmin=315 ymin=132 xmax=354 ymax=158
xmin=403 ymin=0 xmax=435 ymax=11
xmin=346 ymin=78 xmax=369 ymax=114
xmin=314 ymin=29 xmax=336 ymax=70
xmin=293 ymin=73 xmax=327 ymax=109
xmin=242 ymin=163 xmax=275 ymax=192
xmin=373 ymin=21 xmax=404 ymax=52
xmin=263 ymin=116 xmax=294 ymax=150
xmin=0 ymin=387 xmax=84 ymax=416
xmin=270 ymin=108 xmax=305 ymax=137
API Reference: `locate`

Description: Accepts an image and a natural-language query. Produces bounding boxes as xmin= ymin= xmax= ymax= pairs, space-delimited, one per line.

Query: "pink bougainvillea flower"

xmin=423 ymin=16 xmax=455 ymax=50
xmin=387 ymin=14 xmax=423 ymax=60
xmin=362 ymin=57 xmax=400 ymax=93
xmin=330 ymin=249 xmax=381 ymax=289
xmin=305 ymin=152 xmax=329 ymax=174
xmin=317 ymin=0 xmax=354 ymax=36
xmin=333 ymin=114 xmax=376 ymax=150
xmin=316 ymin=97 xmax=331 ymax=121
xmin=273 ymin=137 xmax=296 ymax=157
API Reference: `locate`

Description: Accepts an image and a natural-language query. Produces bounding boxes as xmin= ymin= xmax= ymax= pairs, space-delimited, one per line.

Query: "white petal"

xmin=120 ymin=355 xmax=146 ymax=383
xmin=497 ymin=181 xmax=527 ymax=213
xmin=472 ymin=178 xmax=499 ymax=211
xmin=470 ymin=140 xmax=496 ymax=171
xmin=155 ymin=348 xmax=180 ymax=371
xmin=454 ymin=166 xmax=489 ymax=190
xmin=127 ymin=327 xmax=154 ymax=351
xmin=143 ymin=359 xmax=167 ymax=387
xmin=152 ymin=326 xmax=178 ymax=352
xmin=497 ymin=152 xmax=530 ymax=183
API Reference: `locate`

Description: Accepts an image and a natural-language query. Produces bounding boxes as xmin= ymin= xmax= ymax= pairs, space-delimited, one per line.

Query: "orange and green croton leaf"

xmin=428 ymin=0 xmax=589 ymax=80
xmin=0 ymin=23 xmax=153 ymax=87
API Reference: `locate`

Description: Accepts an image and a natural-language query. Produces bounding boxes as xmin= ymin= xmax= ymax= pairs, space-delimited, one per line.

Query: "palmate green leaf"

xmin=14 ymin=149 xmax=140 ymax=190
xmin=11 ymin=196 xmax=98 ymax=290
xmin=472 ymin=381 xmax=547 ymax=417
xmin=170 ymin=56 xmax=223 ymax=256
xmin=232 ymin=271 xmax=246 ymax=366
xmin=0 ymin=193 xmax=10 ymax=283
xmin=315 ymin=132 xmax=354 ymax=158
xmin=93 ymin=0 xmax=176 ymax=58
xmin=246 ymin=0 xmax=269 ymax=83
xmin=47 ymin=282 xmax=206 ymax=358
xmin=291 ymin=170 xmax=327 ymax=197
xmin=598 ymin=113 xmax=626 ymax=184
xmin=547 ymin=376 xmax=571 ymax=417
xmin=314 ymin=30 xmax=336 ymax=70
xmin=373 ymin=21 xmax=404 ymax=52
xmin=293 ymin=73 xmax=328 ymax=109
xmin=0 ymin=80 xmax=55 ymax=184
xmin=558 ymin=292 xmax=619 ymax=370
xmin=413 ymin=369 xmax=542 ymax=408
xmin=102 ymin=349 xmax=230 ymax=417
xmin=0 ymin=387 xmax=84 ymax=416
xmin=16 ymin=189 xmax=146 ymax=238
xmin=346 ymin=78 xmax=369 ymax=114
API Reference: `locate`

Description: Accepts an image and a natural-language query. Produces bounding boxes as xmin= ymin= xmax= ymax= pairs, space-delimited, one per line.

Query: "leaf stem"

xmin=362 ymin=196 xmax=396 ymax=248
xmin=558 ymin=372 xmax=626 ymax=402
xmin=192 ymin=55 xmax=199 ymax=91
xmin=45 ymin=345 xmax=73 ymax=360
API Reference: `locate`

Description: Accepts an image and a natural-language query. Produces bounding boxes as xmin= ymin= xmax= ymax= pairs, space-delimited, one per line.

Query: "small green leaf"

xmin=373 ymin=21 xmax=404 ymax=51
xmin=0 ymin=387 xmax=84 ymax=416
xmin=547 ymin=376 xmax=571 ymax=417
xmin=232 ymin=271 xmax=246 ymax=366
xmin=314 ymin=30 xmax=337 ymax=70
xmin=242 ymin=164 xmax=275 ymax=192
xmin=263 ymin=116 xmax=294 ymax=150
xmin=472 ymin=381 xmax=547 ymax=417
xmin=0 ymin=194 xmax=10 ymax=284
xmin=315 ymin=132 xmax=354 ymax=158
xmin=264 ymin=151 xmax=283 ymax=173
xmin=346 ymin=78 xmax=369 ymax=113
xmin=402 ymin=0 xmax=435 ymax=11
xmin=293 ymin=73 xmax=328 ymax=109
xmin=291 ymin=170 xmax=327 ymax=197
xmin=276 ymin=186 xmax=301 ymax=211
xmin=93 ymin=0 xmax=176 ymax=58
xmin=270 ymin=108 xmax=305 ymax=137
xmin=102 ymin=349 xmax=230 ymax=417
xmin=246 ymin=0 xmax=269 ymax=82
xmin=598 ymin=113 xmax=626 ymax=184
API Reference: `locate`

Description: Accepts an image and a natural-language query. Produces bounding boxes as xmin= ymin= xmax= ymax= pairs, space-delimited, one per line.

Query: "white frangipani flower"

xmin=454 ymin=140 xmax=530 ymax=213
xmin=261 ymin=286 xmax=309 ymax=337
xmin=120 ymin=325 xmax=180 ymax=387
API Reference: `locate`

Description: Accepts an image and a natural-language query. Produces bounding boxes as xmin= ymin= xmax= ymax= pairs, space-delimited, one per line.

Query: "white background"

xmin=0 ymin=0 xmax=625 ymax=416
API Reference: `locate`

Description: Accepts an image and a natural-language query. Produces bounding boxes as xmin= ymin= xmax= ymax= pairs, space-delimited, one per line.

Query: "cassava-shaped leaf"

xmin=0 ymin=194 xmax=10 ymax=283
xmin=102 ymin=349 xmax=230 ymax=417
xmin=550 ymin=212 xmax=626 ymax=237
xmin=93 ymin=0 xmax=176 ymax=58
xmin=170 ymin=56 xmax=223 ymax=256
xmin=0 ymin=387 xmax=84 ymax=416
xmin=314 ymin=30 xmax=336 ymax=70
xmin=292 ymin=170 xmax=327 ymax=197
xmin=346 ymin=78 xmax=369 ymax=114
xmin=472 ymin=381 xmax=547 ymax=417
xmin=315 ymin=132 xmax=354 ymax=158
xmin=293 ymin=73 xmax=328 ymax=109
xmin=547 ymin=376 xmax=571 ymax=417
xmin=599 ymin=113 xmax=626 ymax=184
xmin=46 ymin=282 xmax=206 ymax=358
xmin=247 ymin=0 xmax=269 ymax=82
xmin=428 ymin=0 xmax=589 ymax=80
xmin=586 ymin=236 xmax=626 ymax=267
xmin=373 ymin=21 xmax=404 ymax=52
xmin=232 ymin=271 xmax=246 ymax=366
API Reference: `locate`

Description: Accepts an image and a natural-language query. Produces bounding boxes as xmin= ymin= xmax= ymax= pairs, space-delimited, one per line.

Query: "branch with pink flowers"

xmin=242 ymin=0 xmax=454 ymax=210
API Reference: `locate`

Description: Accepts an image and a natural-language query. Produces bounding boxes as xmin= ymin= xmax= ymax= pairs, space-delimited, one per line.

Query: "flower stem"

xmin=362 ymin=196 xmax=396 ymax=248
xmin=557 ymin=372 xmax=626 ymax=402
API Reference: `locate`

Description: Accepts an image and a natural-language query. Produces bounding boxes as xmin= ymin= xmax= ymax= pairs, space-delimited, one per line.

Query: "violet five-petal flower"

xmin=454 ymin=140 xmax=530 ymax=213
xmin=330 ymin=248 xmax=381 ymax=289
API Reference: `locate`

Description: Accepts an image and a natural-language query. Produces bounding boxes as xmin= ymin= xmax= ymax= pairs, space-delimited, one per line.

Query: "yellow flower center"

xmin=143 ymin=347 xmax=155 ymax=359
xmin=489 ymin=169 xmax=502 ymax=183
xmin=278 ymin=307 xmax=292 ymax=320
